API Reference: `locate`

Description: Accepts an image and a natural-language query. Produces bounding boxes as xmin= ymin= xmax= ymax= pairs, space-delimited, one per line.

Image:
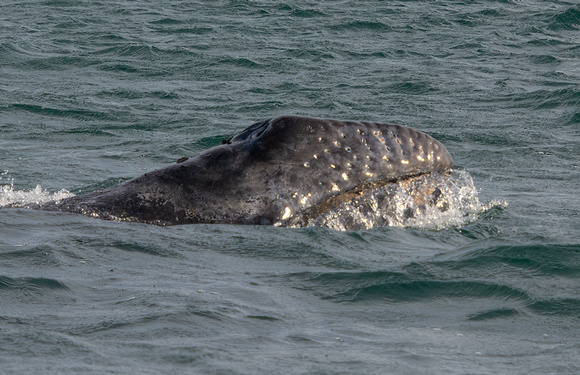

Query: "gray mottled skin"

xmin=36 ymin=116 xmax=453 ymax=225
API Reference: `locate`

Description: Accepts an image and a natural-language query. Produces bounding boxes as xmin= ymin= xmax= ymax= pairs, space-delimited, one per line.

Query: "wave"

xmin=288 ymin=263 xmax=579 ymax=318
xmin=437 ymin=243 xmax=580 ymax=278
xmin=0 ymin=275 xmax=69 ymax=291
xmin=11 ymin=103 xmax=114 ymax=121
xmin=547 ymin=6 xmax=580 ymax=31
xmin=281 ymin=239 xmax=579 ymax=319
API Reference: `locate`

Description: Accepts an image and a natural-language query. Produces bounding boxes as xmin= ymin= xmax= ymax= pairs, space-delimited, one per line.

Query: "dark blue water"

xmin=1 ymin=1 xmax=579 ymax=374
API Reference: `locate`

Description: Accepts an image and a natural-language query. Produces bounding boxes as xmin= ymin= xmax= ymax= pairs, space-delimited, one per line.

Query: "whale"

xmin=32 ymin=116 xmax=453 ymax=227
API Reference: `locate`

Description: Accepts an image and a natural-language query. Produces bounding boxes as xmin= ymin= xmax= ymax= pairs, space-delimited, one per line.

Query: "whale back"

xmin=39 ymin=116 xmax=453 ymax=225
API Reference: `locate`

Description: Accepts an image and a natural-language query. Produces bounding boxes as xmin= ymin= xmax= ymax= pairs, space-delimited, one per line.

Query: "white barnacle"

xmin=292 ymin=192 xmax=298 ymax=198
xmin=401 ymin=160 xmax=409 ymax=164
xmin=333 ymin=140 xmax=340 ymax=147
xmin=281 ymin=207 xmax=292 ymax=220
xmin=417 ymin=155 xmax=425 ymax=162
xmin=303 ymin=161 xmax=310 ymax=168
xmin=331 ymin=183 xmax=340 ymax=192
xmin=300 ymin=196 xmax=308 ymax=205
xmin=382 ymin=155 xmax=388 ymax=160
xmin=341 ymin=173 xmax=348 ymax=181
xmin=313 ymin=154 xmax=318 ymax=159
xmin=365 ymin=171 xmax=373 ymax=177
xmin=345 ymin=146 xmax=351 ymax=152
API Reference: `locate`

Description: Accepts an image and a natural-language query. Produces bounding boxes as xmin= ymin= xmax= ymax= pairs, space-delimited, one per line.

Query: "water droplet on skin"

xmin=281 ymin=207 xmax=292 ymax=220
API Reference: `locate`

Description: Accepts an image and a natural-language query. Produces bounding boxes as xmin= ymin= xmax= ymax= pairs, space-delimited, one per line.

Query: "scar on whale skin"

xmin=28 ymin=115 xmax=454 ymax=228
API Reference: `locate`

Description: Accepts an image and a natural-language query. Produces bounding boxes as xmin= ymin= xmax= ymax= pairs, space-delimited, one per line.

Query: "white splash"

xmin=298 ymin=170 xmax=507 ymax=231
xmin=400 ymin=170 xmax=507 ymax=230
xmin=0 ymin=172 xmax=74 ymax=207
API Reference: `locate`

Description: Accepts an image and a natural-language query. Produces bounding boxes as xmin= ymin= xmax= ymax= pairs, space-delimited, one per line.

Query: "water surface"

xmin=1 ymin=1 xmax=579 ymax=374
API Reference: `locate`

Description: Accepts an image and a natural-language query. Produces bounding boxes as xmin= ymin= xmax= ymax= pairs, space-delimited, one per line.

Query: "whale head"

xmin=34 ymin=116 xmax=453 ymax=227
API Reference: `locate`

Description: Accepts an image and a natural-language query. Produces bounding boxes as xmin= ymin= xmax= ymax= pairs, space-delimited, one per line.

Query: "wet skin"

xmin=34 ymin=116 xmax=453 ymax=226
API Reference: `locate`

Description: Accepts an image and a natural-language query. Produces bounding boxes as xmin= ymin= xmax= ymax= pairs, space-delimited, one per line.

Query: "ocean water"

xmin=1 ymin=0 xmax=579 ymax=374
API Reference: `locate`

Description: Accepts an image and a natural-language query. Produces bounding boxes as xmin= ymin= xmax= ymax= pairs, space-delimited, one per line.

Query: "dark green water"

xmin=1 ymin=1 xmax=579 ymax=374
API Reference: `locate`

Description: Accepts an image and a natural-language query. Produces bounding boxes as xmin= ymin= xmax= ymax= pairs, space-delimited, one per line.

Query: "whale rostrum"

xmin=35 ymin=116 xmax=454 ymax=226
